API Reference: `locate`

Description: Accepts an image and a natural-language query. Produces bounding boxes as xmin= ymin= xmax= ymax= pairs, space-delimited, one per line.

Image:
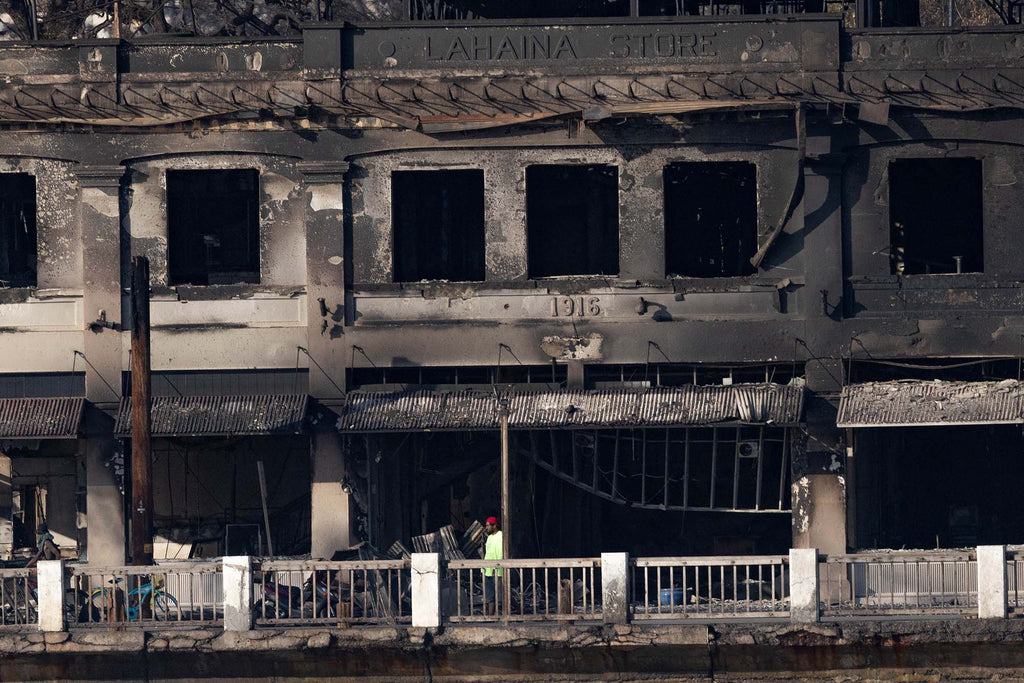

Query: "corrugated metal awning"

xmin=838 ymin=380 xmax=1024 ymax=427
xmin=114 ymin=394 xmax=308 ymax=437
xmin=337 ymin=384 xmax=803 ymax=432
xmin=0 ymin=397 xmax=84 ymax=439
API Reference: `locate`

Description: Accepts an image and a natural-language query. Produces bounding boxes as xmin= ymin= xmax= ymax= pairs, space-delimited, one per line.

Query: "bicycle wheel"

xmin=152 ymin=591 xmax=179 ymax=621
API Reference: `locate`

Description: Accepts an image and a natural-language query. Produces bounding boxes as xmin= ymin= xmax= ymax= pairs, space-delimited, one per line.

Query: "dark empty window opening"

xmin=392 ymin=170 xmax=485 ymax=282
xmin=527 ymin=165 xmax=619 ymax=278
xmin=889 ymin=158 xmax=983 ymax=275
xmin=664 ymin=162 xmax=757 ymax=278
xmin=0 ymin=174 xmax=37 ymax=287
xmin=167 ymin=169 xmax=260 ymax=286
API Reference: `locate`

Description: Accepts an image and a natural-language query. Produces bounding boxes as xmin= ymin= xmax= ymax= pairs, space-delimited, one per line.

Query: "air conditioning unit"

xmin=736 ymin=441 xmax=760 ymax=459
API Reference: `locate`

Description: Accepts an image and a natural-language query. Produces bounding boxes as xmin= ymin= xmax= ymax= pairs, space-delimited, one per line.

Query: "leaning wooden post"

xmin=499 ymin=398 xmax=510 ymax=618
xmin=130 ymin=255 xmax=153 ymax=566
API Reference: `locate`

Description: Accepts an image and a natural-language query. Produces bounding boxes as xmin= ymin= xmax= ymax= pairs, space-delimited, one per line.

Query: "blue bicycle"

xmin=88 ymin=574 xmax=179 ymax=621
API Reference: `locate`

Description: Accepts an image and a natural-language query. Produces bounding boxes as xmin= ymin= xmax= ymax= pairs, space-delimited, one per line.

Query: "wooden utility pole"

xmin=130 ymin=256 xmax=153 ymax=565
xmin=499 ymin=401 xmax=510 ymax=562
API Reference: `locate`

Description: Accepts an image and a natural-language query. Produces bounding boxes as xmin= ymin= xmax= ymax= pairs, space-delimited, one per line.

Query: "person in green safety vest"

xmin=483 ymin=516 xmax=503 ymax=616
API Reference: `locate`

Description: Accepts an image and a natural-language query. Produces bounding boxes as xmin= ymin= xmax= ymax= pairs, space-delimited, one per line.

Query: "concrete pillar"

xmin=792 ymin=362 xmax=848 ymax=557
xmin=223 ymin=556 xmax=253 ymax=632
xmin=299 ymin=162 xmax=348 ymax=398
xmin=83 ymin=411 xmax=125 ymax=565
xmin=792 ymin=154 xmax=849 ymax=557
xmin=0 ymin=454 xmax=11 ymax=560
xmin=601 ymin=552 xmax=630 ymax=624
xmin=310 ymin=424 xmax=351 ymax=559
xmin=789 ymin=548 xmax=820 ymax=623
xmin=79 ymin=166 xmax=126 ymax=567
xmin=411 ymin=553 xmax=441 ymax=628
xmin=977 ymin=545 xmax=1007 ymax=619
xmin=37 ymin=559 xmax=66 ymax=632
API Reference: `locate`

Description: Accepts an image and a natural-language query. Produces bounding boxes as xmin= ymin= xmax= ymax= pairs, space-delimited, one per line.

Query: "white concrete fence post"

xmin=977 ymin=545 xmax=1007 ymax=619
xmin=223 ymin=556 xmax=253 ymax=632
xmin=789 ymin=548 xmax=820 ymax=624
xmin=601 ymin=552 xmax=630 ymax=625
xmin=37 ymin=559 xmax=66 ymax=632
xmin=411 ymin=553 xmax=441 ymax=628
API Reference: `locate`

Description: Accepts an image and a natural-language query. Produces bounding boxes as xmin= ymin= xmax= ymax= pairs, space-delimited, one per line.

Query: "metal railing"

xmin=68 ymin=562 xmax=223 ymax=626
xmin=632 ymin=556 xmax=789 ymax=619
xmin=0 ymin=567 xmax=37 ymax=627
xmin=820 ymin=552 xmax=977 ymax=616
xmin=447 ymin=558 xmax=602 ymax=622
xmin=254 ymin=559 xmax=411 ymax=626
xmin=1006 ymin=550 xmax=1024 ymax=613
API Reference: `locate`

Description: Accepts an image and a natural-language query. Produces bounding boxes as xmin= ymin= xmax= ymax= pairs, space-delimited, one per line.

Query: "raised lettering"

xmin=495 ymin=35 xmax=519 ymax=59
xmin=529 ymin=35 xmax=550 ymax=59
xmin=700 ymin=33 xmax=717 ymax=56
xmin=424 ymin=36 xmax=442 ymax=61
xmin=445 ymin=37 xmax=470 ymax=61
xmin=655 ymin=34 xmax=674 ymax=58
xmin=609 ymin=34 xmax=630 ymax=58
xmin=631 ymin=33 xmax=653 ymax=58
xmin=680 ymin=33 xmax=697 ymax=57
xmin=471 ymin=35 xmax=491 ymax=60
xmin=553 ymin=34 xmax=578 ymax=59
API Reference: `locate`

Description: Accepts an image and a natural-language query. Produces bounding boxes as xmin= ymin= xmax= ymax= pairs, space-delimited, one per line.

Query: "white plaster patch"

xmin=261 ymin=171 xmax=297 ymax=201
xmin=310 ymin=186 xmax=343 ymax=212
xmin=327 ymin=256 xmax=343 ymax=266
xmin=81 ymin=187 xmax=119 ymax=217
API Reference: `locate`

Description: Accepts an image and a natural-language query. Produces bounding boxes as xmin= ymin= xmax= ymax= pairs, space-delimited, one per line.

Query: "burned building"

xmin=0 ymin=0 xmax=1021 ymax=566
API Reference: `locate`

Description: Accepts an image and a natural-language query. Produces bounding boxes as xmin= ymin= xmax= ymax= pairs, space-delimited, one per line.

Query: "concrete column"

xmin=223 ymin=556 xmax=253 ymax=632
xmin=792 ymin=155 xmax=849 ymax=557
xmin=298 ymin=162 xmax=348 ymax=397
xmin=977 ymin=545 xmax=1007 ymax=619
xmin=411 ymin=552 xmax=441 ymax=628
xmin=789 ymin=548 xmax=820 ymax=623
xmin=79 ymin=166 xmax=126 ymax=567
xmin=601 ymin=552 xmax=630 ymax=625
xmin=37 ymin=559 xmax=66 ymax=632
xmin=310 ymin=423 xmax=351 ymax=559
xmin=0 ymin=454 xmax=11 ymax=560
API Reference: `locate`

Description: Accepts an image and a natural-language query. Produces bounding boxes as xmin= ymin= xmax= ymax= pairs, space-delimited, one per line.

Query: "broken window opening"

xmin=889 ymin=158 xmax=983 ymax=276
xmin=664 ymin=162 xmax=757 ymax=278
xmin=527 ymin=165 xmax=619 ymax=278
xmin=518 ymin=426 xmax=791 ymax=513
xmin=167 ymin=169 xmax=260 ymax=286
xmin=0 ymin=174 xmax=37 ymax=288
xmin=392 ymin=170 xmax=485 ymax=282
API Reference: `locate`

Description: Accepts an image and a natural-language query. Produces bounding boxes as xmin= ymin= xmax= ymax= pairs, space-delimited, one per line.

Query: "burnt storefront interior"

xmin=0 ymin=174 xmax=36 ymax=288
xmin=0 ymin=0 xmax=1022 ymax=566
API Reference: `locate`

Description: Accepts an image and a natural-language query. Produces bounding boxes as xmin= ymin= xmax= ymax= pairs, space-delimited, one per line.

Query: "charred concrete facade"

xmin=0 ymin=16 xmax=1022 ymax=564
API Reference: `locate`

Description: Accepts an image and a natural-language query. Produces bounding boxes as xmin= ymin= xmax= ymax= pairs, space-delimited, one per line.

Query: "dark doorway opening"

xmin=167 ymin=169 xmax=260 ymax=286
xmin=889 ymin=158 xmax=983 ymax=275
xmin=392 ymin=170 xmax=485 ymax=282
xmin=527 ymin=165 xmax=619 ymax=278
xmin=0 ymin=174 xmax=37 ymax=287
xmin=854 ymin=426 xmax=1024 ymax=549
xmin=664 ymin=162 xmax=757 ymax=278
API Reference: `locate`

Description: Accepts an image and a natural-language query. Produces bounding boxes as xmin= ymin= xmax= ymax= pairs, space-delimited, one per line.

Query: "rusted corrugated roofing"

xmin=838 ymin=380 xmax=1024 ymax=427
xmin=0 ymin=397 xmax=84 ymax=439
xmin=336 ymin=384 xmax=803 ymax=432
xmin=114 ymin=395 xmax=308 ymax=437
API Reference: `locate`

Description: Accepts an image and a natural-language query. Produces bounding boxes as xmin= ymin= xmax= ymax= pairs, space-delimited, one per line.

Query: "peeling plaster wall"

xmin=350 ymin=136 xmax=802 ymax=285
xmin=0 ymin=158 xmax=81 ymax=291
xmin=125 ymin=155 xmax=306 ymax=288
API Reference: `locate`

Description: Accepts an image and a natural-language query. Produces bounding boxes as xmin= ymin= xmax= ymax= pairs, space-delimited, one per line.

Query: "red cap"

xmin=486 ymin=516 xmax=498 ymax=525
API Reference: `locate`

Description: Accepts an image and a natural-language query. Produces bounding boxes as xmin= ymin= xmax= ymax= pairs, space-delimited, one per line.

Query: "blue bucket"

xmin=659 ymin=587 xmax=684 ymax=606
